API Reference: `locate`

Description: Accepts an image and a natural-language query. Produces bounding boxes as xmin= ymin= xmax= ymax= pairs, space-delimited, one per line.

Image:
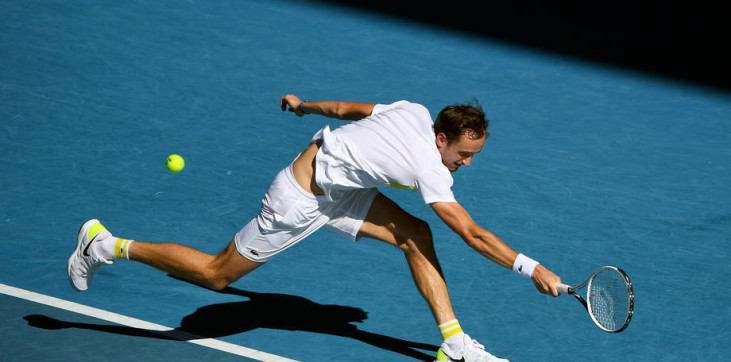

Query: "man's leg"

xmin=355 ymin=194 xmax=509 ymax=361
xmin=356 ymin=193 xmax=456 ymax=325
xmin=129 ymin=238 xmax=264 ymax=290
xmin=68 ymin=219 xmax=263 ymax=292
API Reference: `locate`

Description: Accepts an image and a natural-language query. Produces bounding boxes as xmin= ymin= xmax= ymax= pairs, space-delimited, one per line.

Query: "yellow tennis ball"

xmin=166 ymin=154 xmax=185 ymax=173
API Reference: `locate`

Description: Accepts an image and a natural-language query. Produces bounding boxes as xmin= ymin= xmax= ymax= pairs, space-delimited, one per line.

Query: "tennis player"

xmin=68 ymin=94 xmax=562 ymax=361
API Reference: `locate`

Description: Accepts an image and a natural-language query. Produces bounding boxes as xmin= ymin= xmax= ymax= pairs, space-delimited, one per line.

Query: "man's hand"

xmin=280 ymin=94 xmax=306 ymax=117
xmin=531 ymin=264 xmax=562 ymax=297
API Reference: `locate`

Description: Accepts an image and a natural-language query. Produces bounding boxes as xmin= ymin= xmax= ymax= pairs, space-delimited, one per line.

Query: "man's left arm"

xmin=280 ymin=94 xmax=375 ymax=121
xmin=431 ymin=201 xmax=562 ymax=296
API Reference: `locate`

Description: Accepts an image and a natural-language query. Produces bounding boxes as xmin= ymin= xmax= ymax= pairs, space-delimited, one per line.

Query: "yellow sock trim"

xmin=440 ymin=321 xmax=460 ymax=331
xmin=114 ymin=238 xmax=132 ymax=260
xmin=441 ymin=326 xmax=463 ymax=339
xmin=439 ymin=320 xmax=463 ymax=339
xmin=114 ymin=238 xmax=123 ymax=259
xmin=122 ymin=239 xmax=131 ymax=259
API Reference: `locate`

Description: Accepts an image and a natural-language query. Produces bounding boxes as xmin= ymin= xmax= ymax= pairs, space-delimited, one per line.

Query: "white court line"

xmin=0 ymin=283 xmax=299 ymax=362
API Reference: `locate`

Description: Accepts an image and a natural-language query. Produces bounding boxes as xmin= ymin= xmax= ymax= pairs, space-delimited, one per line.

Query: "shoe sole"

xmin=67 ymin=219 xmax=100 ymax=291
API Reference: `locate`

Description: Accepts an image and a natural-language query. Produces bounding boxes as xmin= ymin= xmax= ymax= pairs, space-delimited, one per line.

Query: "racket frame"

xmin=557 ymin=265 xmax=634 ymax=333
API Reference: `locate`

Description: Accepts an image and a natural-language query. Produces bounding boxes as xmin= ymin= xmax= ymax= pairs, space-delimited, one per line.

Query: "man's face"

xmin=436 ymin=132 xmax=485 ymax=172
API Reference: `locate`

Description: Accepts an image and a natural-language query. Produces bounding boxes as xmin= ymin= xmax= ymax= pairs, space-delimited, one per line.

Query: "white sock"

xmin=95 ymin=235 xmax=133 ymax=260
xmin=439 ymin=319 xmax=466 ymax=351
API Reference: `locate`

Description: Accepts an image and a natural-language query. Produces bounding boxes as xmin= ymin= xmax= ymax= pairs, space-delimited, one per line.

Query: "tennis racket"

xmin=556 ymin=265 xmax=634 ymax=333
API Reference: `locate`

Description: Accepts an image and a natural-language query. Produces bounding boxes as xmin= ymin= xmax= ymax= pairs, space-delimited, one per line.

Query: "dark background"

xmin=313 ymin=0 xmax=729 ymax=92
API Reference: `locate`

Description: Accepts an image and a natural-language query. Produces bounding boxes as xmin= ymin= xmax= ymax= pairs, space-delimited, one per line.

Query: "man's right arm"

xmin=431 ymin=201 xmax=562 ymax=296
xmin=280 ymin=94 xmax=375 ymax=121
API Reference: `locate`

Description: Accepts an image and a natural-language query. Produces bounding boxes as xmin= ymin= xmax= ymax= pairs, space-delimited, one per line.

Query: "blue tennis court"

xmin=1 ymin=1 xmax=729 ymax=360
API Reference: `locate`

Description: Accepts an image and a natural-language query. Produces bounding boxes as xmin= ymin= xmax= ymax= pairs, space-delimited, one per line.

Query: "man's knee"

xmin=398 ymin=218 xmax=434 ymax=251
xmin=195 ymin=268 xmax=230 ymax=290
xmin=202 ymin=241 xmax=263 ymax=290
xmin=207 ymin=277 xmax=233 ymax=291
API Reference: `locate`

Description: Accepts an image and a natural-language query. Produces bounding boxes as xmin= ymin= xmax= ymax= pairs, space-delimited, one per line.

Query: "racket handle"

xmin=556 ymin=283 xmax=570 ymax=295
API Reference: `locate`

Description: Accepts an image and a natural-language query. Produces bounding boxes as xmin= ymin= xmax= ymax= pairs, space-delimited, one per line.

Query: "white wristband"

xmin=512 ymin=253 xmax=539 ymax=279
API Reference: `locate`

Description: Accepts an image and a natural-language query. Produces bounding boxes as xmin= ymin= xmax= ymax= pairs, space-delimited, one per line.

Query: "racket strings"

xmin=588 ymin=269 xmax=630 ymax=331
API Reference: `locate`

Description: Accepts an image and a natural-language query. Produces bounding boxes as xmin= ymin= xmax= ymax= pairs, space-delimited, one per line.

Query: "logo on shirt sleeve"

xmin=388 ymin=182 xmax=416 ymax=191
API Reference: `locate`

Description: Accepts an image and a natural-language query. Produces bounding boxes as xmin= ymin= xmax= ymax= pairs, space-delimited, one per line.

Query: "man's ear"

xmin=435 ymin=132 xmax=448 ymax=149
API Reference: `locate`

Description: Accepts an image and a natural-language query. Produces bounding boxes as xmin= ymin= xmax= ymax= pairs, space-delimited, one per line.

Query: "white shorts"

xmin=234 ymin=164 xmax=379 ymax=262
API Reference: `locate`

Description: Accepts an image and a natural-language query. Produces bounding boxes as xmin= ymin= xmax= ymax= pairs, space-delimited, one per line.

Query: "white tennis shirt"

xmin=312 ymin=100 xmax=455 ymax=204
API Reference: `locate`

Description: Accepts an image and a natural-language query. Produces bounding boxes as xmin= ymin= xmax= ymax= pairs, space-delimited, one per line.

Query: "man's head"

xmin=434 ymin=101 xmax=489 ymax=172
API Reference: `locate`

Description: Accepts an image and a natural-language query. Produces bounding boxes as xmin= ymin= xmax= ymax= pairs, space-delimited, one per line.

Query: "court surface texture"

xmin=1 ymin=1 xmax=729 ymax=361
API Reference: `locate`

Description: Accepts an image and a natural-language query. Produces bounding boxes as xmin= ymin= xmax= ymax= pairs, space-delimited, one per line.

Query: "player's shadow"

xmin=181 ymin=286 xmax=438 ymax=359
xmin=24 ymin=285 xmax=438 ymax=360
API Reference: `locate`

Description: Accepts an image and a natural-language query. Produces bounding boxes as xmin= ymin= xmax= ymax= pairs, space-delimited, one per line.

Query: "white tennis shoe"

xmin=67 ymin=219 xmax=113 ymax=291
xmin=435 ymin=334 xmax=510 ymax=362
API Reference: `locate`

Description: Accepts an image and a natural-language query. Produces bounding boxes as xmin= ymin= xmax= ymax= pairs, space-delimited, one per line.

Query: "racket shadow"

xmin=23 ymin=314 xmax=179 ymax=340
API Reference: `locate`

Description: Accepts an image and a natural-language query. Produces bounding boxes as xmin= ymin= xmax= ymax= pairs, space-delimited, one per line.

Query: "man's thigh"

xmin=356 ymin=193 xmax=428 ymax=247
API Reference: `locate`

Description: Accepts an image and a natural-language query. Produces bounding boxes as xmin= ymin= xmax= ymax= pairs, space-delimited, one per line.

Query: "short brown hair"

xmin=434 ymin=100 xmax=489 ymax=142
